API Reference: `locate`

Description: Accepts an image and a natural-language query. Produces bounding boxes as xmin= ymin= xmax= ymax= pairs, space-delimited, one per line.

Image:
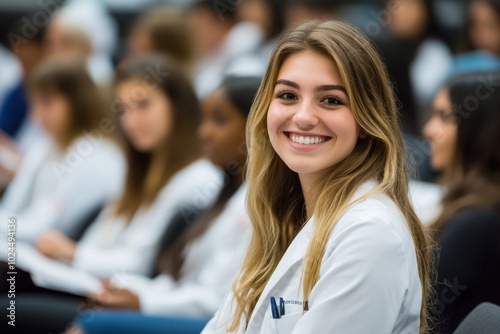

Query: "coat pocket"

xmin=272 ymin=311 xmax=303 ymax=334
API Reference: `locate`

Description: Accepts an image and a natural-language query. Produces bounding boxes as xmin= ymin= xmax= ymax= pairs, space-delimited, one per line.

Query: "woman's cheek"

xmin=269 ymin=101 xmax=293 ymax=127
xmin=323 ymin=110 xmax=358 ymax=142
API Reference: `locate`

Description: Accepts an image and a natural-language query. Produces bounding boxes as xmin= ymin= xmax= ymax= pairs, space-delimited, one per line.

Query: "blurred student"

xmin=374 ymin=0 xmax=451 ymax=132
xmin=458 ymin=0 xmax=500 ymax=55
xmin=204 ymin=20 xmax=431 ymax=333
xmin=0 ymin=19 xmax=44 ymax=140
xmin=284 ymin=0 xmax=339 ymax=28
xmin=45 ymin=0 xmax=117 ymax=85
xmin=73 ymin=75 xmax=261 ymax=334
xmin=0 ymin=20 xmax=45 ymax=186
xmin=451 ymin=0 xmax=500 ymax=74
xmin=186 ymin=0 xmax=263 ymax=98
xmin=237 ymin=0 xmax=286 ymax=62
xmin=423 ymin=72 xmax=500 ymax=333
xmin=35 ymin=54 xmax=221 ymax=279
xmin=0 ymin=59 xmax=124 ymax=243
xmin=126 ymin=9 xmax=194 ymax=74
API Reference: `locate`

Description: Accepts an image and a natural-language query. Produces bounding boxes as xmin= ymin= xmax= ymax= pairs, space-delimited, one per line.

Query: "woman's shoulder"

xmin=167 ymin=159 xmax=223 ymax=189
xmin=328 ymin=183 xmax=416 ymax=259
xmin=155 ymin=159 xmax=224 ymax=207
xmin=338 ymin=195 xmax=409 ymax=240
xmin=339 ymin=180 xmax=407 ymax=230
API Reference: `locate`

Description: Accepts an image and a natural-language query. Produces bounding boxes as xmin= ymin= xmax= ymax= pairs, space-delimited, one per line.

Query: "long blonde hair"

xmin=230 ymin=20 xmax=432 ymax=332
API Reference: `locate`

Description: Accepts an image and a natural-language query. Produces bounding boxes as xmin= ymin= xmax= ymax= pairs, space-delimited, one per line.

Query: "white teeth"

xmin=290 ymin=134 xmax=327 ymax=145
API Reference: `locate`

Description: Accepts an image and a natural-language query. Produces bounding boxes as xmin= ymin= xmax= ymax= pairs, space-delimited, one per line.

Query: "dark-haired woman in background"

xmin=451 ymin=0 xmax=500 ymax=74
xmin=375 ymin=0 xmax=452 ymax=132
xmin=424 ymin=72 xmax=500 ymax=333
xmin=71 ymin=76 xmax=261 ymax=334
xmin=458 ymin=0 xmax=500 ymax=55
xmin=0 ymin=59 xmax=124 ymax=243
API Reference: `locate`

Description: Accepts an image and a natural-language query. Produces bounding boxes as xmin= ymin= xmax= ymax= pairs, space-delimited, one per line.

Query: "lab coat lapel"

xmin=246 ymin=217 xmax=315 ymax=332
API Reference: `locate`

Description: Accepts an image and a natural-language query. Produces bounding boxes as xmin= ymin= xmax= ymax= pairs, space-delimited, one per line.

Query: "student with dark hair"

xmin=424 ymin=72 xmax=500 ymax=333
xmin=458 ymin=0 xmax=500 ymax=55
xmin=186 ymin=0 xmax=263 ymax=98
xmin=237 ymin=0 xmax=287 ymax=63
xmin=0 ymin=59 xmax=124 ymax=243
xmin=374 ymin=0 xmax=452 ymax=132
xmin=0 ymin=19 xmax=44 ymax=140
xmin=0 ymin=19 xmax=46 ymax=185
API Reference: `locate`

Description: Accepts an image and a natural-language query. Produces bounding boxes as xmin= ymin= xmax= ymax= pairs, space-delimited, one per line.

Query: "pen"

xmin=270 ymin=296 xmax=280 ymax=319
xmin=279 ymin=297 xmax=285 ymax=317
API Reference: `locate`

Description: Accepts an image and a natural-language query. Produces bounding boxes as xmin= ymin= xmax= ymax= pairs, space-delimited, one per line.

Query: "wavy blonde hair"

xmin=229 ymin=21 xmax=432 ymax=332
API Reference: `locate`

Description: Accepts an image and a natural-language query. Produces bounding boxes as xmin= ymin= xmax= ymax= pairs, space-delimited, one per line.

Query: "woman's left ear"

xmin=359 ymin=130 xmax=367 ymax=139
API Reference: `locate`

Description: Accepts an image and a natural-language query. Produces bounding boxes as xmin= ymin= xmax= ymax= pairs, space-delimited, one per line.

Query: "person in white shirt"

xmin=0 ymin=59 xmax=125 ymax=244
xmin=186 ymin=0 xmax=263 ymax=99
xmin=34 ymin=54 xmax=221 ymax=279
xmin=203 ymin=20 xmax=432 ymax=334
xmin=44 ymin=0 xmax=118 ymax=85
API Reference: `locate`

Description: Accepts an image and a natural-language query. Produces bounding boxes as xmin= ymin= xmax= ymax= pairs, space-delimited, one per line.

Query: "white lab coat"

xmin=111 ymin=184 xmax=250 ymax=318
xmin=0 ymin=134 xmax=125 ymax=243
xmin=72 ymin=159 xmax=223 ymax=278
xmin=202 ymin=179 xmax=422 ymax=333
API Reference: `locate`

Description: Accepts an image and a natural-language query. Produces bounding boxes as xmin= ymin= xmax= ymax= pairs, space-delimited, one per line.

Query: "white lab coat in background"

xmin=203 ymin=179 xmax=422 ymax=334
xmin=0 ymin=134 xmax=125 ymax=243
xmin=194 ymin=22 xmax=263 ymax=99
xmin=72 ymin=159 xmax=222 ymax=278
xmin=409 ymin=180 xmax=443 ymax=225
xmin=111 ymin=184 xmax=250 ymax=318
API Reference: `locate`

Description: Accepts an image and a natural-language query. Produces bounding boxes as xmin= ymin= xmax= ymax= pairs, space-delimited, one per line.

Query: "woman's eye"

xmin=115 ymin=104 xmax=127 ymax=117
xmin=433 ymin=110 xmax=457 ymax=123
xmin=214 ymin=116 xmax=227 ymax=125
xmin=322 ymin=97 xmax=344 ymax=105
xmin=137 ymin=99 xmax=150 ymax=109
xmin=278 ymin=92 xmax=297 ymax=100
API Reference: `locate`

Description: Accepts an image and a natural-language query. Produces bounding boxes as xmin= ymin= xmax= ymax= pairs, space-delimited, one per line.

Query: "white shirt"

xmin=111 ymin=184 xmax=251 ymax=318
xmin=411 ymin=38 xmax=452 ymax=111
xmin=203 ymin=180 xmax=422 ymax=333
xmin=0 ymin=134 xmax=125 ymax=243
xmin=72 ymin=159 xmax=223 ymax=278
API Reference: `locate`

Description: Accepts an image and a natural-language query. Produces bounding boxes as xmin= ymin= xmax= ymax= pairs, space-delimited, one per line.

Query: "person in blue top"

xmin=0 ymin=19 xmax=44 ymax=139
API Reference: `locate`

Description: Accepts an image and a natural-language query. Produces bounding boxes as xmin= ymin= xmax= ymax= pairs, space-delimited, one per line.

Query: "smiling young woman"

xmin=202 ymin=20 xmax=432 ymax=334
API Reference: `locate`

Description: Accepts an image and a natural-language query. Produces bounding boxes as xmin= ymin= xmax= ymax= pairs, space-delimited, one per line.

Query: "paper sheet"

xmin=4 ymin=242 xmax=103 ymax=296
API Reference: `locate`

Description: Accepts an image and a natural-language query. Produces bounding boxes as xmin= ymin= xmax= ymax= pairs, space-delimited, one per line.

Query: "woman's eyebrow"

xmin=275 ymin=79 xmax=347 ymax=94
xmin=275 ymin=79 xmax=299 ymax=89
xmin=316 ymin=84 xmax=347 ymax=95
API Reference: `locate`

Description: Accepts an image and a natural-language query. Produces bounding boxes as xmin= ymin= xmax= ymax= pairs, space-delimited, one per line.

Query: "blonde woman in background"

xmin=203 ymin=20 xmax=432 ymax=333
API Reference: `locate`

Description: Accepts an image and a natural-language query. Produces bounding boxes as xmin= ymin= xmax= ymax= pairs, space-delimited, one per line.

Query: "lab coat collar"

xmin=246 ymin=178 xmax=379 ymax=332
